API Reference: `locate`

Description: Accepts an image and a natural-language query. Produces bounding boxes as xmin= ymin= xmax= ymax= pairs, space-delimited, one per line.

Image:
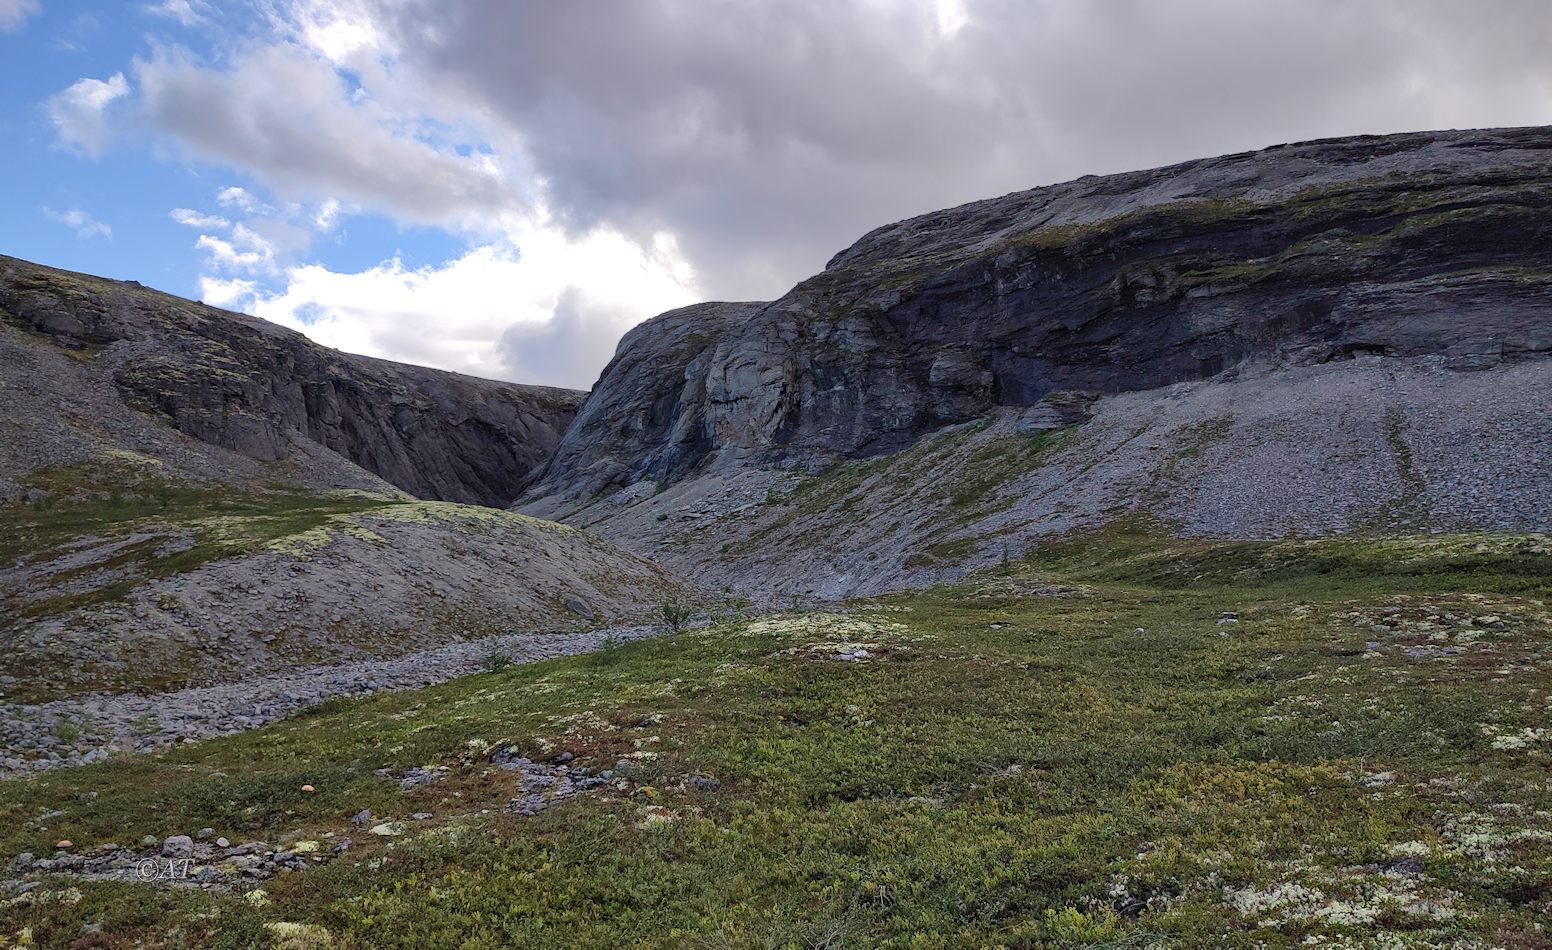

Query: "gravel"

xmin=0 ymin=624 xmax=658 ymax=779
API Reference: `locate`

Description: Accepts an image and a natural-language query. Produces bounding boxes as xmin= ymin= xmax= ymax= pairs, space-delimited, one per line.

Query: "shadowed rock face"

xmin=528 ymin=127 xmax=1552 ymax=502
xmin=0 ymin=256 xmax=584 ymax=506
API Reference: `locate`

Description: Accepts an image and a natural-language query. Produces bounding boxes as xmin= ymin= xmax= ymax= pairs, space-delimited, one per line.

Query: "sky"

xmin=1 ymin=1 xmax=1550 ymax=390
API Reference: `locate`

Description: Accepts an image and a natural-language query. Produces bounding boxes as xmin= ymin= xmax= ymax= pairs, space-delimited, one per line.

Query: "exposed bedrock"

xmin=529 ymin=127 xmax=1552 ymax=502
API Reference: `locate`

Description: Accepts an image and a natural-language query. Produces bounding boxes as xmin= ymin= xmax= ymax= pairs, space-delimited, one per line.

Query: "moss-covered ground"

xmin=1 ymin=483 xmax=397 ymax=612
xmin=2 ymin=529 xmax=1550 ymax=947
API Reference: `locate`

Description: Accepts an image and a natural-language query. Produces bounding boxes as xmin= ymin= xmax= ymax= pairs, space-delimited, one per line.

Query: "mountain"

xmin=0 ymin=257 xmax=687 ymax=704
xmin=0 ymin=255 xmax=583 ymax=508
xmin=521 ymin=127 xmax=1552 ymax=597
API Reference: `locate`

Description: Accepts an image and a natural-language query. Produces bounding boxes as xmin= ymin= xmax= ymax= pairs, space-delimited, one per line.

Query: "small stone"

xmin=141 ymin=834 xmax=159 ymax=847
xmin=196 ymin=828 xmax=215 ymax=840
xmin=11 ymin=852 xmax=33 ymax=869
xmin=690 ymin=774 xmax=721 ymax=792
xmin=300 ymin=784 xmax=315 ymax=793
xmin=162 ymin=835 xmax=194 ymax=858
xmin=55 ymin=840 xmax=73 ymax=850
xmin=410 ymin=812 xmax=433 ymax=821
xmin=216 ymin=837 xmax=231 ymax=848
xmin=351 ymin=809 xmax=373 ymax=828
xmin=368 ymin=822 xmax=403 ymax=837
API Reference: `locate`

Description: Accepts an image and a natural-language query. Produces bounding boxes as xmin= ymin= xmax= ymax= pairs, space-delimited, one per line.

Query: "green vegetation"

xmin=3 ymin=529 xmax=1549 ymax=946
xmin=659 ymin=594 xmax=694 ymax=634
xmin=745 ymin=418 xmax=1069 ymax=561
xmin=481 ymin=650 xmax=514 ymax=674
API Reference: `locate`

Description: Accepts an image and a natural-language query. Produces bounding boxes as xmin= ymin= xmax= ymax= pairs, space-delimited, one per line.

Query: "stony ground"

xmin=1 ymin=529 xmax=1548 ymax=947
xmin=528 ymin=355 xmax=1552 ymax=599
xmin=0 ymin=624 xmax=658 ymax=778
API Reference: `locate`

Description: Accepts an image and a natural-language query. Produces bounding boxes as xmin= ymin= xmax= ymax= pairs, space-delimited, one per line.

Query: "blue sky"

xmin=0 ymin=3 xmax=457 ymax=291
xmin=2 ymin=1 xmax=1549 ymax=388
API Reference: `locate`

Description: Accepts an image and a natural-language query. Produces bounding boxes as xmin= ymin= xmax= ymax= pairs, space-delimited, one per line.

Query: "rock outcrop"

xmin=0 ymin=256 xmax=584 ymax=506
xmin=527 ymin=127 xmax=1552 ymax=502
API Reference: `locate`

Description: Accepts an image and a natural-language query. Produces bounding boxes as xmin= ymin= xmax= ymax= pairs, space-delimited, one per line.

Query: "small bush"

xmin=660 ymin=595 xmax=692 ymax=634
xmin=482 ymin=650 xmax=513 ymax=673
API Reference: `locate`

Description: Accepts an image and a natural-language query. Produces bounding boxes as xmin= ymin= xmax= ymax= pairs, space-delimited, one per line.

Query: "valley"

xmin=2 ymin=126 xmax=1551 ymax=946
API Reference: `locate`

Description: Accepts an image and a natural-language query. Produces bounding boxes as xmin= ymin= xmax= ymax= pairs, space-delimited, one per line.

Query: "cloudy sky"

xmin=2 ymin=1 xmax=1550 ymax=388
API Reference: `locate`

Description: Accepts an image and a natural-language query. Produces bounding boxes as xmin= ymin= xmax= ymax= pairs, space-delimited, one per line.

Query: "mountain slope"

xmin=522 ymin=127 xmax=1552 ymax=594
xmin=0 ymin=490 xmax=685 ymax=703
xmin=0 ymin=255 xmax=584 ymax=507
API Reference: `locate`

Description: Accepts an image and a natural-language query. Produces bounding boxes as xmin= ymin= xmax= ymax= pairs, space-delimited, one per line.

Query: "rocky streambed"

xmin=0 ymin=625 xmax=659 ymax=778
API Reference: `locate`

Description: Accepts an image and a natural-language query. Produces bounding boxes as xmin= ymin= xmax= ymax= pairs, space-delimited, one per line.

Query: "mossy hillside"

xmin=263 ymin=500 xmax=583 ymax=559
xmin=4 ymin=530 xmax=1550 ymax=946
xmin=1 ymin=482 xmax=401 ymax=623
xmin=740 ymin=416 xmax=1069 ymax=562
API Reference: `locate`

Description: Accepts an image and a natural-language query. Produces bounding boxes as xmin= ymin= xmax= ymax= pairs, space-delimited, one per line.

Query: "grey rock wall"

xmin=528 ymin=127 xmax=1552 ymax=503
xmin=0 ymin=256 xmax=584 ymax=506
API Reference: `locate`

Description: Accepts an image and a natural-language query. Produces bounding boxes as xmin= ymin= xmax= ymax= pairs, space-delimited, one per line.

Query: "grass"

xmin=2 ymin=529 xmax=1550 ymax=946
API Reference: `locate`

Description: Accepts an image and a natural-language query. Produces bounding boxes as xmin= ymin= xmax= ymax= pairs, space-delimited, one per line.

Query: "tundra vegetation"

xmin=3 ymin=528 xmax=1549 ymax=947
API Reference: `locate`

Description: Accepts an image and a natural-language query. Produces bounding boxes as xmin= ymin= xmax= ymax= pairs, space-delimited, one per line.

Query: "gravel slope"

xmin=528 ymin=354 xmax=1552 ymax=598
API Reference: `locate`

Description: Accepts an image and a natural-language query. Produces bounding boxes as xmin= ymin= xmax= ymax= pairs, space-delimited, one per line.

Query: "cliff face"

xmin=528 ymin=127 xmax=1552 ymax=502
xmin=0 ymin=256 xmax=584 ymax=506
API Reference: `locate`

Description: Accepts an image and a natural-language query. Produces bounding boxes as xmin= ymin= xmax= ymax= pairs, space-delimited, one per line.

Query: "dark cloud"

xmin=358 ymin=0 xmax=1552 ymax=299
xmin=498 ymin=288 xmax=641 ymax=389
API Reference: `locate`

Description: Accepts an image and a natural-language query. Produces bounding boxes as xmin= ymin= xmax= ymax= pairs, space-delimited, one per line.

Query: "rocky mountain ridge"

xmin=526 ymin=126 xmax=1552 ymax=503
xmin=0 ymin=255 xmax=583 ymax=507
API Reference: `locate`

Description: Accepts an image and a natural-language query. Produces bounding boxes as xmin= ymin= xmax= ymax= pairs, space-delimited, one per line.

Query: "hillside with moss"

xmin=0 ymin=483 xmax=686 ymax=708
xmin=527 ymin=127 xmax=1552 ymax=507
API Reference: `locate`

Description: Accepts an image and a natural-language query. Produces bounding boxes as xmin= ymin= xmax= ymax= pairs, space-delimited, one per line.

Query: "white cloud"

xmin=45 ymin=207 xmax=112 ymax=239
xmin=260 ymin=0 xmax=1552 ymax=302
xmin=197 ymin=276 xmax=258 ymax=308
xmin=242 ymin=224 xmax=697 ymax=387
xmin=216 ymin=186 xmax=263 ymax=213
xmin=312 ymin=198 xmax=342 ymax=232
xmin=61 ymin=0 xmax=1552 ymax=389
xmin=134 ymin=44 xmax=523 ymax=228
xmin=195 ymin=223 xmax=275 ymax=271
xmin=0 ymin=0 xmax=40 ymax=33
xmin=170 ymin=207 xmax=230 ymax=229
xmin=47 ymin=73 xmax=130 ymax=157
xmin=145 ymin=0 xmax=206 ymax=26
